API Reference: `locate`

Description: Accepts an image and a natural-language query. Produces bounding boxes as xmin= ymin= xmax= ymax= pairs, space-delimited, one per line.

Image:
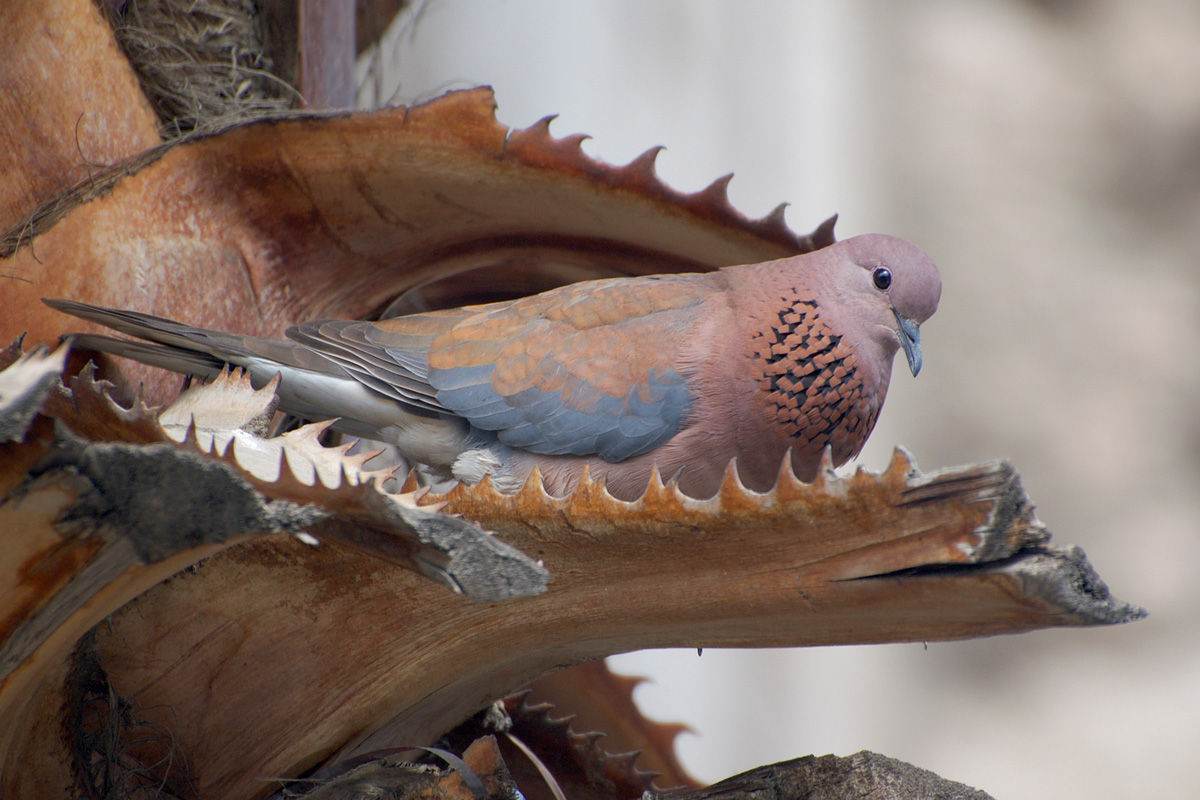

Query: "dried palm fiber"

xmin=102 ymin=0 xmax=300 ymax=137
xmin=0 ymin=1 xmax=309 ymax=256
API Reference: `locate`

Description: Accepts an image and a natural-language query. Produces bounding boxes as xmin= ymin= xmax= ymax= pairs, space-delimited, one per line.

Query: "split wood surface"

xmin=0 ymin=345 xmax=1142 ymax=799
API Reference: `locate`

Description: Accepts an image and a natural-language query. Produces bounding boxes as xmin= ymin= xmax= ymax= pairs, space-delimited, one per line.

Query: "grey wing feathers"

xmin=431 ymin=366 xmax=691 ymax=461
xmin=285 ymin=320 xmax=445 ymax=413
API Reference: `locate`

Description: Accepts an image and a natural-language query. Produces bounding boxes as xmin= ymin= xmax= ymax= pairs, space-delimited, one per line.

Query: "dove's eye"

xmin=872 ymin=267 xmax=892 ymax=291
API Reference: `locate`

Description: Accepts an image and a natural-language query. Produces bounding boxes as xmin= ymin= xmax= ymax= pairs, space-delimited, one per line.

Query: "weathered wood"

xmin=268 ymin=727 xmax=996 ymax=800
xmin=269 ymin=736 xmax=516 ymax=800
xmin=23 ymin=369 xmax=1131 ymax=799
xmin=0 ymin=352 xmax=546 ymax=689
xmin=0 ymin=0 xmax=160 ymax=232
xmin=0 ymin=343 xmax=69 ymax=442
xmin=1 ymin=347 xmax=1143 ymax=798
xmin=356 ymin=0 xmax=410 ymax=54
xmin=651 ymin=751 xmax=994 ymax=800
xmin=523 ymin=660 xmax=698 ymax=790
xmin=261 ymin=0 xmax=357 ymax=109
xmin=0 ymin=350 xmax=549 ymax=798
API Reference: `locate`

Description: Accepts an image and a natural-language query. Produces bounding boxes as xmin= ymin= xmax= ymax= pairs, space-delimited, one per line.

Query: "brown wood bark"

xmin=653 ymin=751 xmax=994 ymax=800
xmin=0 ymin=0 xmax=160 ymax=231
xmin=262 ymin=0 xmax=357 ymax=108
xmin=0 ymin=349 xmax=1143 ymax=799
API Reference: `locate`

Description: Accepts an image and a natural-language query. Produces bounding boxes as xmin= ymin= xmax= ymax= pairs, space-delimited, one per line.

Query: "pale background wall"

xmin=357 ymin=2 xmax=1200 ymax=797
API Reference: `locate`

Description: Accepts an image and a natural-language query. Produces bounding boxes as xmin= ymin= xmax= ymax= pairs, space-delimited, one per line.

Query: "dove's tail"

xmin=43 ymin=297 xmax=326 ymax=386
xmin=42 ymin=299 xmax=466 ymax=460
xmin=44 ymin=300 xmax=253 ymax=377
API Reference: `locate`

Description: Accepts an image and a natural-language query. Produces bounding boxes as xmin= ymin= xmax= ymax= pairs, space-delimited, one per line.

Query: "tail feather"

xmin=69 ymin=333 xmax=229 ymax=379
xmin=44 ymin=299 xmax=469 ymax=465
xmin=43 ymin=299 xmax=259 ymax=363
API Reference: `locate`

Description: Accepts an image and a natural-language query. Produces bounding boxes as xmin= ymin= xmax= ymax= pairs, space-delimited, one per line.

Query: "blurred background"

xmin=357 ymin=2 xmax=1199 ymax=797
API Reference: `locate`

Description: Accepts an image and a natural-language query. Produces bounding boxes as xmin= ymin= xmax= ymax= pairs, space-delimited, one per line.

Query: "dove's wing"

xmin=303 ymin=274 xmax=717 ymax=462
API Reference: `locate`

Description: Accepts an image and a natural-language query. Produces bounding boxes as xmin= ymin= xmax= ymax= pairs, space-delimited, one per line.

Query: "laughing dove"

xmin=46 ymin=234 xmax=941 ymax=500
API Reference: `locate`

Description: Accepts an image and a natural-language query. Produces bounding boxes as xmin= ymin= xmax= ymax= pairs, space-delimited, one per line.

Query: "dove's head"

xmin=823 ymin=233 xmax=942 ymax=377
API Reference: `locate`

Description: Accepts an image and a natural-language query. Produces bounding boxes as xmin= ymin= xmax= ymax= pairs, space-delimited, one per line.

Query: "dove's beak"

xmin=893 ymin=309 xmax=923 ymax=377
